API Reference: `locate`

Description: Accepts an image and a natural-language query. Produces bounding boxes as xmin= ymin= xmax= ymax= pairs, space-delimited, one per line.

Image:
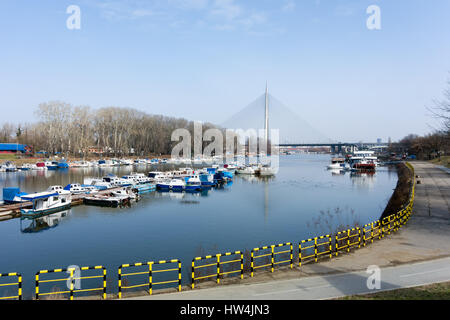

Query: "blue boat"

xmin=45 ymin=161 xmax=58 ymax=170
xmin=2 ymin=188 xmax=28 ymax=204
xmin=58 ymin=161 xmax=69 ymax=169
xmin=133 ymin=183 xmax=156 ymax=193
xmin=157 ymin=179 xmax=185 ymax=191
xmin=199 ymin=174 xmax=215 ymax=186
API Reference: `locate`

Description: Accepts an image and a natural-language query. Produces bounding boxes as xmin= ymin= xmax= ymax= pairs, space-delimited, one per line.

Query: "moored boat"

xmin=156 ymin=179 xmax=185 ymax=191
xmin=20 ymin=191 xmax=72 ymax=217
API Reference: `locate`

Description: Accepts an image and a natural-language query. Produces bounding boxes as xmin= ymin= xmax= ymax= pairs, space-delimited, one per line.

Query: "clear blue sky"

xmin=0 ymin=0 xmax=449 ymax=142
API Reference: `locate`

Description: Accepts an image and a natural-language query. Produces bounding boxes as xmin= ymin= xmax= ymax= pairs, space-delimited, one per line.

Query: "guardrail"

xmin=118 ymin=259 xmax=181 ymax=299
xmin=0 ymin=163 xmax=416 ymax=300
xmin=299 ymin=235 xmax=332 ymax=266
xmin=251 ymin=243 xmax=293 ymax=277
xmin=0 ymin=272 xmax=22 ymax=300
xmin=36 ymin=266 xmax=106 ymax=300
xmin=191 ymin=251 xmax=243 ymax=289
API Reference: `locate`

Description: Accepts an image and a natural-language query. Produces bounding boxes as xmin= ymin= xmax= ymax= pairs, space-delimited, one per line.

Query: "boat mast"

xmin=264 ymin=82 xmax=269 ymax=143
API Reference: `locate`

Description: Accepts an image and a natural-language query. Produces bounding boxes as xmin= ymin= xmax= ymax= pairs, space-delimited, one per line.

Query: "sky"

xmin=0 ymin=0 xmax=449 ymax=142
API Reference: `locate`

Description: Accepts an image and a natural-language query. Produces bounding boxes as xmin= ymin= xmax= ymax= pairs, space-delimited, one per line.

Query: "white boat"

xmin=236 ymin=166 xmax=256 ymax=175
xmin=255 ymin=165 xmax=277 ymax=176
xmin=327 ymin=158 xmax=350 ymax=170
xmin=18 ymin=163 xmax=33 ymax=171
xmin=83 ymin=186 xmax=99 ymax=194
xmin=47 ymin=185 xmax=66 ymax=194
xmin=349 ymin=151 xmax=378 ymax=170
xmin=2 ymin=162 xmax=17 ymax=172
xmin=102 ymin=175 xmax=132 ymax=187
xmin=121 ymin=159 xmax=134 ymax=166
xmin=111 ymin=187 xmax=139 ymax=201
xmin=148 ymin=172 xmax=170 ymax=183
xmin=64 ymin=183 xmax=88 ymax=194
xmin=83 ymin=178 xmax=112 ymax=190
xmin=185 ymin=175 xmax=203 ymax=191
xmin=157 ymin=179 xmax=186 ymax=191
xmin=20 ymin=191 xmax=72 ymax=216
xmin=130 ymin=173 xmax=152 ymax=184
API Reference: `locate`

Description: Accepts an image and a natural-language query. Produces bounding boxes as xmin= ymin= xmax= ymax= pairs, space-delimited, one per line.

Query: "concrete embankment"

xmin=128 ymin=161 xmax=450 ymax=300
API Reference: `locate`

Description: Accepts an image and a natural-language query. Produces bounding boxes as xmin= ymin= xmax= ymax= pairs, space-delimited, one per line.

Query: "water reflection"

xmin=350 ymin=171 xmax=376 ymax=189
xmin=20 ymin=209 xmax=71 ymax=233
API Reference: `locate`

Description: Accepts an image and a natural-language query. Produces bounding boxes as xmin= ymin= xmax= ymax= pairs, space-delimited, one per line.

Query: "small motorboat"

xmin=157 ymin=179 xmax=186 ymax=191
xmin=236 ymin=166 xmax=256 ymax=175
xmin=111 ymin=187 xmax=139 ymax=201
xmin=63 ymin=183 xmax=88 ymax=195
xmin=47 ymin=185 xmax=66 ymax=194
xmin=255 ymin=165 xmax=277 ymax=176
xmin=83 ymin=194 xmax=127 ymax=207
xmin=327 ymin=158 xmax=350 ymax=170
xmin=45 ymin=161 xmax=58 ymax=170
xmin=185 ymin=176 xmax=203 ymax=192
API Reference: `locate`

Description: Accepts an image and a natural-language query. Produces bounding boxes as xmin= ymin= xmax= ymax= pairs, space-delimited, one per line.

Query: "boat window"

xmin=53 ymin=197 xmax=58 ymax=201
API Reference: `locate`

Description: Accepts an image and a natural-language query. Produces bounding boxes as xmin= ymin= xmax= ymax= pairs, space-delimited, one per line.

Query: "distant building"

xmin=87 ymin=146 xmax=104 ymax=154
xmin=377 ymin=138 xmax=382 ymax=144
xmin=0 ymin=143 xmax=33 ymax=154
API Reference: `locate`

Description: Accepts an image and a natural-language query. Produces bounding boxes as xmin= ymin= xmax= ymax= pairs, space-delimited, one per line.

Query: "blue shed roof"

xmin=0 ymin=143 xmax=27 ymax=152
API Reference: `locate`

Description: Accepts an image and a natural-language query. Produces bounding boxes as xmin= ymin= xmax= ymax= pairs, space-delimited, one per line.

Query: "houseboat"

xmin=349 ymin=151 xmax=378 ymax=171
xmin=20 ymin=191 xmax=72 ymax=217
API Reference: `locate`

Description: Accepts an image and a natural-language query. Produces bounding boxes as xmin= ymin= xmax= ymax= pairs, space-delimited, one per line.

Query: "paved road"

xmin=128 ymin=257 xmax=450 ymax=300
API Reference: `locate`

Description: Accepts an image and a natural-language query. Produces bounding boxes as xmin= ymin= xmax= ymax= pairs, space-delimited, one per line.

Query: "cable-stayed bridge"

xmin=221 ymin=85 xmax=388 ymax=152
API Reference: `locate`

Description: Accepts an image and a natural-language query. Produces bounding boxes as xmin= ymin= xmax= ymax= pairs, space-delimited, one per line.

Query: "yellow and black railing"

xmin=0 ymin=272 xmax=22 ymax=300
xmin=251 ymin=243 xmax=293 ymax=277
xmin=299 ymin=235 xmax=332 ymax=266
xmin=191 ymin=251 xmax=243 ymax=289
xmin=150 ymin=260 xmax=182 ymax=295
xmin=35 ymin=265 xmax=106 ymax=300
xmin=118 ymin=259 xmax=181 ymax=298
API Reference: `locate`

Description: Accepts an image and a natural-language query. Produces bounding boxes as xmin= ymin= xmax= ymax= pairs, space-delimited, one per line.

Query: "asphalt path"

xmin=128 ymin=256 xmax=450 ymax=300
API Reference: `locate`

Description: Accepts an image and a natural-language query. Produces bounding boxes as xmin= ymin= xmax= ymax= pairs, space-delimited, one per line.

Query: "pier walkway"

xmin=127 ymin=161 xmax=450 ymax=300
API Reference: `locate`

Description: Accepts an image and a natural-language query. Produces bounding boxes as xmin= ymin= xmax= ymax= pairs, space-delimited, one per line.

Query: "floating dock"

xmin=0 ymin=187 xmax=126 ymax=221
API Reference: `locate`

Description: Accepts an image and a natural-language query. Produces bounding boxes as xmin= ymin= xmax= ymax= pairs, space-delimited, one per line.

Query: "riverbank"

xmin=381 ymin=162 xmax=413 ymax=219
xmin=128 ymin=161 xmax=450 ymax=300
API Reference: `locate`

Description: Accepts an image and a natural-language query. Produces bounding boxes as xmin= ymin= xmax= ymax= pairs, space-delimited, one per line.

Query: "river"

xmin=0 ymin=154 xmax=397 ymax=299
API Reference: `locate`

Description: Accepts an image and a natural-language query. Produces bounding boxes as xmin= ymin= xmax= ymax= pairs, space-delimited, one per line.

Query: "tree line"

xmin=390 ymin=77 xmax=450 ymax=159
xmin=0 ymin=101 xmax=221 ymax=157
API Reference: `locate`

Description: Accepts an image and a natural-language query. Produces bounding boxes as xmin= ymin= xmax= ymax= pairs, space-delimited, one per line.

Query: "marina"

xmin=0 ymin=154 xmax=397 ymax=299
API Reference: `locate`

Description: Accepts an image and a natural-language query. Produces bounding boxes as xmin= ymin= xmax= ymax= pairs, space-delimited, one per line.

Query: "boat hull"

xmin=20 ymin=203 xmax=71 ymax=217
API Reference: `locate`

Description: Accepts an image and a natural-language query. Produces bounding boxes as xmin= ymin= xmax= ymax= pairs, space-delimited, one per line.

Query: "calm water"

xmin=0 ymin=154 xmax=397 ymax=298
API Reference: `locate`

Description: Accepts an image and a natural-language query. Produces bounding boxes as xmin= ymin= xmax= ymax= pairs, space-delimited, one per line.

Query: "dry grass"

xmin=430 ymin=156 xmax=450 ymax=168
xmin=337 ymin=281 xmax=450 ymax=300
